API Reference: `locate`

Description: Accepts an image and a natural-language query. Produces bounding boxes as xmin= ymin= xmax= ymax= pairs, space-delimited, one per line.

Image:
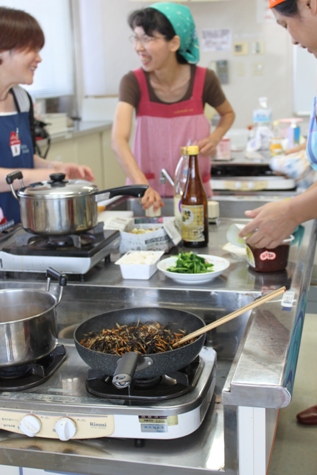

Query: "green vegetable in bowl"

xmin=167 ymin=252 xmax=214 ymax=274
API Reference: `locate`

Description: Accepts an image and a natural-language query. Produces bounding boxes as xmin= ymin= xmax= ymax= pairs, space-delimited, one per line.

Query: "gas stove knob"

xmin=19 ymin=414 xmax=41 ymax=437
xmin=55 ymin=417 xmax=77 ymax=441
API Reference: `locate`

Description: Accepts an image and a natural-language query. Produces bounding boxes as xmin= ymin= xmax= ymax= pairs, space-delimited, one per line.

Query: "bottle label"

xmin=181 ymin=205 xmax=205 ymax=242
xmin=174 ymin=194 xmax=182 ymax=220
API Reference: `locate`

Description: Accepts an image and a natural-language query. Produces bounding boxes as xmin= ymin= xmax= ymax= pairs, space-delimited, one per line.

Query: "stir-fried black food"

xmin=80 ymin=321 xmax=193 ymax=355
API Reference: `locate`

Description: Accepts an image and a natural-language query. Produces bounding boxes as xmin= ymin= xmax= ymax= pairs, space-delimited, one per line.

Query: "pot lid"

xmin=18 ymin=173 xmax=99 ymax=199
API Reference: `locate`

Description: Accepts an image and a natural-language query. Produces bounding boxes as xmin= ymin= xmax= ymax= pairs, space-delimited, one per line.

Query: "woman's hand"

xmin=141 ymin=186 xmax=164 ymax=211
xmin=53 ymin=162 xmax=95 ymax=182
xmin=197 ymin=137 xmax=217 ymax=157
xmin=238 ymin=200 xmax=299 ymax=249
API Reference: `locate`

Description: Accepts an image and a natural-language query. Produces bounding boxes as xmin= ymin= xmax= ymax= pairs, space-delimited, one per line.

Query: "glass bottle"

xmin=173 ymin=146 xmax=189 ymax=224
xmin=181 ymin=145 xmax=208 ymax=248
xmin=269 ymin=120 xmax=283 ymax=156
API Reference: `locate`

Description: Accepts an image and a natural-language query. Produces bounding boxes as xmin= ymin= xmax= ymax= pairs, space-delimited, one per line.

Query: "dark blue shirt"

xmin=0 ymin=91 xmax=34 ymax=223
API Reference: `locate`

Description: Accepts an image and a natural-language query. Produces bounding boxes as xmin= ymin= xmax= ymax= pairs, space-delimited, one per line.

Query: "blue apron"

xmin=306 ymin=96 xmax=317 ymax=171
xmin=0 ymin=109 xmax=34 ymax=223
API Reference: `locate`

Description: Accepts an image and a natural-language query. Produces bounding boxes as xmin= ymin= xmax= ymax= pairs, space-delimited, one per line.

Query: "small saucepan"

xmin=6 ymin=171 xmax=148 ymax=235
xmin=74 ymin=307 xmax=206 ymax=389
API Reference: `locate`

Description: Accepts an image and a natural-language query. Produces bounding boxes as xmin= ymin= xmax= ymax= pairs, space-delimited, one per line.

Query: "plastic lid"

xmin=180 ymin=146 xmax=188 ymax=155
xmin=187 ymin=145 xmax=199 ymax=155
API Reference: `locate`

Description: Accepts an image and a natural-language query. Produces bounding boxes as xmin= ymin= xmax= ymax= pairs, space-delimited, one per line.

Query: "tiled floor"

xmin=269 ymin=312 xmax=317 ymax=475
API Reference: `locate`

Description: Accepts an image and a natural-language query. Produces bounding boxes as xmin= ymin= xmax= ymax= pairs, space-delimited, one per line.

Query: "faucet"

xmin=160 ymin=168 xmax=174 ymax=187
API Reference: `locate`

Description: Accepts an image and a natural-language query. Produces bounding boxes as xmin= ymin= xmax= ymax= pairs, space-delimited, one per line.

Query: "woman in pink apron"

xmin=112 ymin=2 xmax=235 ymax=211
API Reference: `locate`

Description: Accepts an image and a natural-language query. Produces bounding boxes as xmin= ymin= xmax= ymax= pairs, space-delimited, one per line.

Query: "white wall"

xmin=77 ymin=0 xmax=295 ymax=128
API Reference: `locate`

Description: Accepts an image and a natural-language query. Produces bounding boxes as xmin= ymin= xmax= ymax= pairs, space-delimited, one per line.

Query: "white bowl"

xmin=115 ymin=251 xmax=165 ymax=280
xmin=157 ymin=254 xmax=230 ymax=284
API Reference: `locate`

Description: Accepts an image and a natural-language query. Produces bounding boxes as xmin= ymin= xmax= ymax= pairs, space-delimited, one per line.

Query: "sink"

xmin=108 ymin=195 xmax=286 ymax=219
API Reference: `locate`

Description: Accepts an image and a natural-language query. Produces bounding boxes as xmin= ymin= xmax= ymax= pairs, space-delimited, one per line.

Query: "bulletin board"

xmin=293 ymin=45 xmax=317 ymax=116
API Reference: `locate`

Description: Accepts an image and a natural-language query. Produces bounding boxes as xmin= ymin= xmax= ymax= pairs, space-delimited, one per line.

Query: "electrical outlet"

xmin=233 ymin=41 xmax=248 ymax=56
xmin=252 ymin=41 xmax=264 ymax=54
xmin=216 ymin=60 xmax=229 ymax=85
xmin=252 ymin=63 xmax=265 ymax=76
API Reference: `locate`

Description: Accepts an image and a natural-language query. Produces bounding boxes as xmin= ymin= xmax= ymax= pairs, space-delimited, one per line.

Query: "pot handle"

xmin=94 ymin=185 xmax=148 ymax=203
xmin=112 ymin=352 xmax=153 ymax=389
xmin=46 ymin=267 xmax=68 ymax=305
xmin=6 ymin=171 xmax=25 ymax=200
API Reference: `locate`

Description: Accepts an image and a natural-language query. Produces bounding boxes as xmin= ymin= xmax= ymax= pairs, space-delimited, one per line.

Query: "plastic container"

xmin=287 ymin=121 xmax=301 ymax=149
xmin=115 ymin=251 xmax=164 ymax=279
xmin=253 ymin=97 xmax=272 ymax=125
xmin=216 ymin=137 xmax=231 ymax=160
xmin=252 ymin=97 xmax=272 ymax=151
xmin=246 ymin=236 xmax=294 ymax=272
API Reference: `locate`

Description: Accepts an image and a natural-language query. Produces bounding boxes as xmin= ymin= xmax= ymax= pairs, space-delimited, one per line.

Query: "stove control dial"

xmin=19 ymin=414 xmax=41 ymax=437
xmin=55 ymin=417 xmax=77 ymax=441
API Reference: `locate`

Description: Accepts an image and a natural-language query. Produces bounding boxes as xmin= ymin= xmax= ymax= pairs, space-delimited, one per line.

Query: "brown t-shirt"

xmin=119 ymin=64 xmax=226 ymax=112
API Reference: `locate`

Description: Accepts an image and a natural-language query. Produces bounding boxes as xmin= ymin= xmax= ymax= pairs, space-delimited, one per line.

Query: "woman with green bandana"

xmin=238 ymin=0 xmax=317 ymax=427
xmin=112 ymin=2 xmax=235 ymax=211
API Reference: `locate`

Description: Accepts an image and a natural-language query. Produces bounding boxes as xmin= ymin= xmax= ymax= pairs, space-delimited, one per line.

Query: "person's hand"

xmin=55 ymin=162 xmax=95 ymax=182
xmin=141 ymin=186 xmax=164 ymax=211
xmin=238 ymin=200 xmax=298 ymax=249
xmin=197 ymin=137 xmax=217 ymax=157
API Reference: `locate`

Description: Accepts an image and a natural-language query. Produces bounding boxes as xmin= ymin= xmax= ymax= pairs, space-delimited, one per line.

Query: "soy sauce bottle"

xmin=181 ymin=145 xmax=208 ymax=248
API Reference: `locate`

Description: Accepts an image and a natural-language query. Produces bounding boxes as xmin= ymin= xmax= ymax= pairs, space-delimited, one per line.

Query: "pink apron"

xmin=130 ymin=66 xmax=213 ymax=197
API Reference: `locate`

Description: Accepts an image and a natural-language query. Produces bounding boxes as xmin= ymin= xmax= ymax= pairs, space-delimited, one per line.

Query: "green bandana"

xmin=150 ymin=2 xmax=200 ymax=64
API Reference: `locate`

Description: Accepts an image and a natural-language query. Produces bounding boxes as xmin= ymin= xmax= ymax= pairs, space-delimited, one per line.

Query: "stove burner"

xmin=0 ymin=364 xmax=31 ymax=380
xmin=0 ymin=345 xmax=67 ymax=391
xmin=85 ymin=357 xmax=203 ymax=402
xmin=27 ymin=232 xmax=96 ymax=249
xmin=1 ymin=223 xmax=120 ymax=261
xmin=133 ymin=375 xmax=162 ymax=388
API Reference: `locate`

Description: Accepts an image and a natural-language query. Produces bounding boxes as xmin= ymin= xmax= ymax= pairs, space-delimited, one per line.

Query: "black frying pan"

xmin=74 ymin=307 xmax=205 ymax=388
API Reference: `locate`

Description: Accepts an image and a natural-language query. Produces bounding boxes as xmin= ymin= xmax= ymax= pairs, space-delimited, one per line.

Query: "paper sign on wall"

xmin=201 ymin=29 xmax=232 ymax=52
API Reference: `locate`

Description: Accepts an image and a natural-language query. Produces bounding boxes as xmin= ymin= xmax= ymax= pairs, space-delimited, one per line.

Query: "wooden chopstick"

xmin=173 ymin=286 xmax=286 ymax=348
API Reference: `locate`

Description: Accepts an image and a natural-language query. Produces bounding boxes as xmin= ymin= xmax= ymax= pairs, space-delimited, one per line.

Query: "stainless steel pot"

xmin=0 ymin=268 xmax=67 ymax=367
xmin=6 ymin=171 xmax=148 ymax=235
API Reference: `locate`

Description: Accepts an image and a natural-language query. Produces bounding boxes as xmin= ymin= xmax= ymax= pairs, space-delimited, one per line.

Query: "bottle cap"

xmin=187 ymin=145 xmax=199 ymax=155
xmin=180 ymin=146 xmax=188 ymax=155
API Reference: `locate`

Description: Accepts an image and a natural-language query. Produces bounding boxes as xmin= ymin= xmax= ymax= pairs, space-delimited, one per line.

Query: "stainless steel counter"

xmin=0 ymin=208 xmax=316 ymax=475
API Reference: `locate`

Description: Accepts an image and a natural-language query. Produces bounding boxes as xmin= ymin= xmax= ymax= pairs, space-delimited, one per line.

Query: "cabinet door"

xmin=46 ymin=139 xmax=77 ymax=164
xmin=102 ymin=129 xmax=126 ymax=189
xmin=76 ymin=133 xmax=104 ymax=189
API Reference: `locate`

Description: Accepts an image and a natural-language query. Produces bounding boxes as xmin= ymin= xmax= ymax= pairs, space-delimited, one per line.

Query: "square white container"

xmin=115 ymin=251 xmax=165 ymax=280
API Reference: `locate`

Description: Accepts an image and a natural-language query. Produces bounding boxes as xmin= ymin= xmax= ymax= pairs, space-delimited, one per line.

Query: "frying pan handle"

xmin=113 ymin=352 xmax=140 ymax=389
xmin=95 ymin=185 xmax=148 ymax=202
xmin=112 ymin=352 xmax=153 ymax=389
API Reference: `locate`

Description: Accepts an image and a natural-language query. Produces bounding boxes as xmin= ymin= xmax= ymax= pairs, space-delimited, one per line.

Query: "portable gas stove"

xmin=0 ymin=223 xmax=120 ymax=274
xmin=0 ymin=343 xmax=216 ymax=441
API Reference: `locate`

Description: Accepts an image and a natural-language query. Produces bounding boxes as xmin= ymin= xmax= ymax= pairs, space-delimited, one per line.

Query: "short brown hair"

xmin=0 ymin=7 xmax=45 ymax=54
